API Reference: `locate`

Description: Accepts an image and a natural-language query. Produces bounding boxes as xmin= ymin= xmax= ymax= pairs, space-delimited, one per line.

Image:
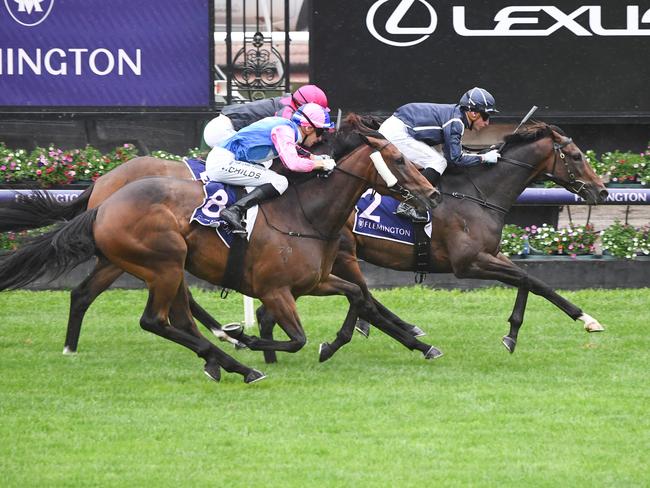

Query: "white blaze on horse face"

xmin=370 ymin=151 xmax=398 ymax=187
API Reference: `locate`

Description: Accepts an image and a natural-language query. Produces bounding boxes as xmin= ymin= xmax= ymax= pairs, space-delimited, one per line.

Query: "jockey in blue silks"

xmin=378 ymin=87 xmax=500 ymax=220
xmin=204 ymin=103 xmax=336 ymax=234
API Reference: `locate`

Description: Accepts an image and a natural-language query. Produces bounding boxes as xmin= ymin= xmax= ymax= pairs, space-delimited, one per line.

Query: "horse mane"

xmin=503 ymin=122 xmax=566 ymax=145
xmin=321 ymin=113 xmax=387 ymax=160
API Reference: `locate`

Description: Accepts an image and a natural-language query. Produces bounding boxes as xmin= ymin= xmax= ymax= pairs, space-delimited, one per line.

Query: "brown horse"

xmin=0 ymin=126 xmax=439 ymax=383
xmin=0 ymin=115 xmax=430 ymax=356
xmin=314 ymin=123 xmax=609 ymax=357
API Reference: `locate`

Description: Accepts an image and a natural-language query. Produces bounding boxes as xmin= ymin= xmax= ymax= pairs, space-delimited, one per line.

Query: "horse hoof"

xmin=409 ymin=325 xmax=426 ymax=337
xmin=203 ymin=363 xmax=221 ymax=383
xmin=424 ymin=346 xmax=443 ymax=360
xmin=585 ymin=321 xmax=605 ymax=333
xmin=62 ymin=346 xmax=77 ymax=355
xmin=222 ymin=322 xmax=244 ymax=340
xmin=234 ymin=341 xmax=248 ymax=350
xmin=355 ymin=319 xmax=370 ymax=338
xmin=319 ymin=342 xmax=335 ymax=363
xmin=245 ymin=369 xmax=266 ymax=384
xmin=502 ymin=336 xmax=516 ymax=353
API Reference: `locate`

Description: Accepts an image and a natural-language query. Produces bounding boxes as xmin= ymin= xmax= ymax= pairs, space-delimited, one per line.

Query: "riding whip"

xmin=335 ymin=109 xmax=342 ymax=133
xmin=514 ymin=105 xmax=538 ymax=133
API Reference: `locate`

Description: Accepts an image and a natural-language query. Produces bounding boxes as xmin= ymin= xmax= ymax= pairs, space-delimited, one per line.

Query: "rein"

xmin=443 ymin=135 xmax=580 ymax=213
xmin=261 ymin=137 xmax=412 ymax=240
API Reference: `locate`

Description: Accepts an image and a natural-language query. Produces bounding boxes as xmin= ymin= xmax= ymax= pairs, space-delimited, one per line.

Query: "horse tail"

xmin=0 ymin=208 xmax=98 ymax=291
xmin=0 ymin=184 xmax=94 ymax=232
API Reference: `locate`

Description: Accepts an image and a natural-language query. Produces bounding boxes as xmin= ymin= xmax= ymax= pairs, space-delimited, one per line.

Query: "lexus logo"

xmin=366 ymin=0 xmax=437 ymax=47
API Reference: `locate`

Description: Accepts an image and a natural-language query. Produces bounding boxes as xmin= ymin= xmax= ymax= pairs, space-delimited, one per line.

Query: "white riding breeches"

xmin=203 ymin=114 xmax=236 ymax=148
xmin=378 ymin=115 xmax=448 ymax=174
xmin=204 ymin=146 xmax=289 ymax=194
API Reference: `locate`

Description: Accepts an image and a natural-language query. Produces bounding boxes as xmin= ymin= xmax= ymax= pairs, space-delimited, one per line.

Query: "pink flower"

xmin=0 ymin=165 xmax=5 ymax=171
xmin=36 ymin=169 xmax=42 ymax=176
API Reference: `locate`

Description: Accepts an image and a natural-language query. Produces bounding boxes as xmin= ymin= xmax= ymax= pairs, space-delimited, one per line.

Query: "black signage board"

xmin=311 ymin=0 xmax=650 ymax=120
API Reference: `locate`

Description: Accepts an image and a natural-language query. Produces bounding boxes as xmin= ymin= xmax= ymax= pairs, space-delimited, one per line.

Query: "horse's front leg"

xmin=454 ymin=252 xmax=605 ymax=351
xmin=312 ymin=274 xmax=443 ymax=362
xmin=492 ymin=252 xmax=604 ymax=333
xmin=224 ymin=287 xmax=308 ymax=355
xmin=502 ymin=287 xmax=529 ymax=353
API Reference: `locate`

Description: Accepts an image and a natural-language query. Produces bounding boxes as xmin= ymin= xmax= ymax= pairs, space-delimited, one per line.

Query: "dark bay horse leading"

xmin=0 ymin=130 xmax=439 ymax=383
xmin=328 ymin=123 xmax=609 ymax=354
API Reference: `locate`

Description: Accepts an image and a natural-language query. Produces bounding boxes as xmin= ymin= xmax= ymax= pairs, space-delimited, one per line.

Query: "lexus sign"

xmin=312 ymin=0 xmax=650 ymax=117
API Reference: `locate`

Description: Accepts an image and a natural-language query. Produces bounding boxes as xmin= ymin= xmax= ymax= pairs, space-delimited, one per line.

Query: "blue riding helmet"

xmin=459 ymin=87 xmax=499 ymax=113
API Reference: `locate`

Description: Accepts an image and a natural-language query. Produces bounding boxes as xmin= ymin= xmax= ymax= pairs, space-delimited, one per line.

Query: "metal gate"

xmin=222 ymin=0 xmax=292 ymax=103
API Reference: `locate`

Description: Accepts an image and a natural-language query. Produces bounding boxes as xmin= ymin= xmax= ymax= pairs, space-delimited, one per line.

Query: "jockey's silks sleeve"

xmin=442 ymin=119 xmax=483 ymax=167
xmin=271 ymin=125 xmax=316 ymax=172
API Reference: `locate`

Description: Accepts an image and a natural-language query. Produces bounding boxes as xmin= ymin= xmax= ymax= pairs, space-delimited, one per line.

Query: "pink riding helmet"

xmin=291 ymin=102 xmax=336 ymax=130
xmin=282 ymin=84 xmax=330 ymax=112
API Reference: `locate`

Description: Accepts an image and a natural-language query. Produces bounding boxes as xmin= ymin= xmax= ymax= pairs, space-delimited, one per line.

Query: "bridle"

xmin=446 ymin=134 xmax=587 ymax=213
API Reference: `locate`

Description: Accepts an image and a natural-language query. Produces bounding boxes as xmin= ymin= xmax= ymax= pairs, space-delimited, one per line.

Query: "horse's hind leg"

xmin=63 ymin=257 xmax=125 ymax=354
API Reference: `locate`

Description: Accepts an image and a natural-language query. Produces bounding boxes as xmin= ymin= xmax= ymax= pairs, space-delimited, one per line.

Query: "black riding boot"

xmin=395 ymin=168 xmax=442 ymax=222
xmin=220 ymin=184 xmax=281 ymax=235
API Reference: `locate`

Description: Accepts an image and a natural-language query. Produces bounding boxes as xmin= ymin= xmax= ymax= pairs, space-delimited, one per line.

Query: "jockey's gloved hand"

xmin=320 ymin=158 xmax=336 ymax=171
xmin=481 ymin=149 xmax=500 ymax=164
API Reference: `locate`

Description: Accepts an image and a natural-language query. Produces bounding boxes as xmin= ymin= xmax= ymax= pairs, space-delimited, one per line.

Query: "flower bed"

xmin=500 ymin=222 xmax=650 ymax=260
xmin=0 ymin=143 xmax=202 ymax=188
xmin=585 ymin=142 xmax=650 ymax=186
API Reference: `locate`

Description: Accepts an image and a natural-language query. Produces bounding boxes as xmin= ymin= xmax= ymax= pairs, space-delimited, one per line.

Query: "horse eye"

xmin=572 ymin=154 xmax=582 ymax=162
xmin=395 ymin=156 xmax=405 ymax=166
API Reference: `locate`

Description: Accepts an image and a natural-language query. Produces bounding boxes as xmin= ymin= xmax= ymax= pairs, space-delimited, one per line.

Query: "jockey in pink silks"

xmin=204 ymin=103 xmax=336 ymax=234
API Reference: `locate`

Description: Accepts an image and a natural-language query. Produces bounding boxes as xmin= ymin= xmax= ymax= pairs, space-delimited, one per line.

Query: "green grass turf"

xmin=0 ymin=287 xmax=648 ymax=487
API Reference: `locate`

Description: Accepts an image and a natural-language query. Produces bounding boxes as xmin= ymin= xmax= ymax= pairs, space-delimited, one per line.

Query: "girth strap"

xmin=413 ymin=222 xmax=431 ymax=283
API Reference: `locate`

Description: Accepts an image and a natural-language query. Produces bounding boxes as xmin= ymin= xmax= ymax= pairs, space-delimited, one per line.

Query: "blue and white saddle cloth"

xmin=353 ymin=190 xmax=432 ymax=245
xmin=185 ymin=158 xmax=257 ymax=249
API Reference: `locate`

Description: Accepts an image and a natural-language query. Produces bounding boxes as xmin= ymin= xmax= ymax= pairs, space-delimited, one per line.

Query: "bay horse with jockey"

xmin=0 ymin=119 xmax=440 ymax=383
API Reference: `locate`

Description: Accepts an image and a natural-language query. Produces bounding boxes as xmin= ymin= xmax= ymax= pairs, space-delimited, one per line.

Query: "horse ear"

xmin=363 ymin=135 xmax=388 ymax=149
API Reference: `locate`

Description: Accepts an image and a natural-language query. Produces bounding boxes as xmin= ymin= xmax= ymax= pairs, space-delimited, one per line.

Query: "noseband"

xmin=500 ymin=136 xmax=587 ymax=195
xmin=545 ymin=138 xmax=587 ymax=194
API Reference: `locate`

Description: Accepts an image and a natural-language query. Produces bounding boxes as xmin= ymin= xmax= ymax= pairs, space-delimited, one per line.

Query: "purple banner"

xmin=2 ymin=187 xmax=650 ymax=206
xmin=516 ymin=188 xmax=650 ymax=205
xmin=0 ymin=0 xmax=211 ymax=107
xmin=0 ymin=189 xmax=82 ymax=203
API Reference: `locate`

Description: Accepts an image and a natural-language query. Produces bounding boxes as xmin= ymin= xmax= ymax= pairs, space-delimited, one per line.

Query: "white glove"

xmin=320 ymin=158 xmax=336 ymax=171
xmin=482 ymin=149 xmax=500 ymax=164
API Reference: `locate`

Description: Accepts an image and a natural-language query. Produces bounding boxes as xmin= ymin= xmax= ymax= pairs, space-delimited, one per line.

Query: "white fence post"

xmin=243 ymin=295 xmax=255 ymax=328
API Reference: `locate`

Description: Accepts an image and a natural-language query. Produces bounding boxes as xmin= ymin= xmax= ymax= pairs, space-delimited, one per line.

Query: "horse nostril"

xmin=599 ymin=189 xmax=609 ymax=200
